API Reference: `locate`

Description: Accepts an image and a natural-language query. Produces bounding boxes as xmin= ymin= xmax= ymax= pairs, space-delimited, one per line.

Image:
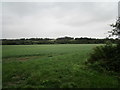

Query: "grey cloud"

xmin=57 ymin=2 xmax=117 ymax=27
xmin=2 ymin=2 xmax=118 ymax=39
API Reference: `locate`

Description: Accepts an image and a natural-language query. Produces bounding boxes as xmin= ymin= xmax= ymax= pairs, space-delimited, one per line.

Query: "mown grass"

xmin=2 ymin=44 xmax=120 ymax=88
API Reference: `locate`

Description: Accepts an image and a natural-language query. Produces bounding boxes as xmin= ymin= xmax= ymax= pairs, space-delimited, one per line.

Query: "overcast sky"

xmin=2 ymin=2 xmax=118 ymax=39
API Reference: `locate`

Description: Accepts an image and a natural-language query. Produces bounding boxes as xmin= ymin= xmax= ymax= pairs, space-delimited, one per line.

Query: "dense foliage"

xmin=87 ymin=42 xmax=120 ymax=72
xmin=1 ymin=37 xmax=118 ymax=45
xmin=87 ymin=18 xmax=120 ymax=72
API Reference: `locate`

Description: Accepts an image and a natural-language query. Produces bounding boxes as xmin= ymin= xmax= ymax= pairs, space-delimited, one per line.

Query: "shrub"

xmin=87 ymin=42 xmax=120 ymax=72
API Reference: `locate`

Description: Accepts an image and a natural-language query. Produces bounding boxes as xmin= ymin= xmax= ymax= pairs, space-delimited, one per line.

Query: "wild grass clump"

xmin=87 ymin=41 xmax=120 ymax=72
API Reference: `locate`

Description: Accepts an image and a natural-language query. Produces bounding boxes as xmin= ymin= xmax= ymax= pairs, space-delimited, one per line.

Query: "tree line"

xmin=1 ymin=36 xmax=119 ymax=45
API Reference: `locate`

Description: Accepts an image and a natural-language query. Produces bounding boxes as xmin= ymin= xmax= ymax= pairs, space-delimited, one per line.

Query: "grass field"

xmin=2 ymin=44 xmax=120 ymax=88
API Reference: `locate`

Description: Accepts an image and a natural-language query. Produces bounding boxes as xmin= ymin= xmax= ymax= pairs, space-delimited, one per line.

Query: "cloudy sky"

xmin=2 ymin=2 xmax=118 ymax=39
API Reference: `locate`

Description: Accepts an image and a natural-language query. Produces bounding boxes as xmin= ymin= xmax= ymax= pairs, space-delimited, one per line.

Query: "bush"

xmin=87 ymin=42 xmax=120 ymax=72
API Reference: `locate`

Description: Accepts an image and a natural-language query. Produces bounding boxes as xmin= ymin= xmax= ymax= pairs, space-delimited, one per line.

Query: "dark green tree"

xmin=109 ymin=17 xmax=120 ymax=38
xmin=87 ymin=17 xmax=120 ymax=72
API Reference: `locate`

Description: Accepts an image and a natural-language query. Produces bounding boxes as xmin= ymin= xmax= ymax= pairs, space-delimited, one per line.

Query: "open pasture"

xmin=2 ymin=44 xmax=119 ymax=88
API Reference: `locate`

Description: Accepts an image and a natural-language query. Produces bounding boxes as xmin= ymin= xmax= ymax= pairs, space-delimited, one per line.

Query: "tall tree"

xmin=110 ymin=17 xmax=120 ymax=39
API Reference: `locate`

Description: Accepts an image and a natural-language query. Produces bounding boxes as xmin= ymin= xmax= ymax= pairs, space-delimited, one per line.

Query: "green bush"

xmin=87 ymin=42 xmax=120 ymax=72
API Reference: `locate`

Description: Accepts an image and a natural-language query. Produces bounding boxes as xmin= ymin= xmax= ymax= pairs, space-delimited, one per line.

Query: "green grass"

xmin=2 ymin=44 xmax=120 ymax=88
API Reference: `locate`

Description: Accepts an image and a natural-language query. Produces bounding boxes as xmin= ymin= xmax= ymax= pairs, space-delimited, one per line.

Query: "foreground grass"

xmin=2 ymin=44 xmax=120 ymax=88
